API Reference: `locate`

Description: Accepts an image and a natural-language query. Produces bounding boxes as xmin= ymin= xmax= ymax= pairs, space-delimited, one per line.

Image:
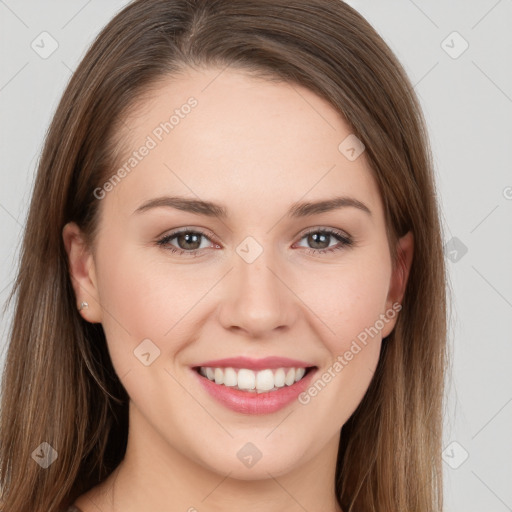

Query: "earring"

xmin=78 ymin=301 xmax=89 ymax=311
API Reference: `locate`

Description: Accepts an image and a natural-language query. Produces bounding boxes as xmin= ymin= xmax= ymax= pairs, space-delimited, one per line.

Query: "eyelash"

xmin=156 ymin=227 xmax=354 ymax=257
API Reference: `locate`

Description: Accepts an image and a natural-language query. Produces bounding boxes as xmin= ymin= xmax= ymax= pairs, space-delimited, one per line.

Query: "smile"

xmin=195 ymin=366 xmax=312 ymax=393
xmin=191 ymin=357 xmax=318 ymax=415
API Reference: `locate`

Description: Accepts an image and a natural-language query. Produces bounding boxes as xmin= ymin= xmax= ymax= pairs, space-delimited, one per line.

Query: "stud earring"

xmin=78 ymin=301 xmax=89 ymax=311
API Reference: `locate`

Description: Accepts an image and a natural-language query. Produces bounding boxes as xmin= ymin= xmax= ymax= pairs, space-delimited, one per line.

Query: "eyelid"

xmin=295 ymin=225 xmax=351 ymax=241
xmin=156 ymin=226 xmax=219 ymax=244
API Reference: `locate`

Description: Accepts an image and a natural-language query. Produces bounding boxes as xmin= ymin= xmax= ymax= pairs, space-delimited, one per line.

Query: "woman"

xmin=0 ymin=0 xmax=447 ymax=511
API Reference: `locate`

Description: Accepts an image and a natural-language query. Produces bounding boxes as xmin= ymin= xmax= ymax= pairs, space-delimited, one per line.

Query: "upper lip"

xmin=193 ymin=356 xmax=316 ymax=371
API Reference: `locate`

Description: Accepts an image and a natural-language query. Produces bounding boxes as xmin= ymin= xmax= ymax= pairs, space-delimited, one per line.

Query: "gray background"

xmin=1 ymin=1 xmax=511 ymax=510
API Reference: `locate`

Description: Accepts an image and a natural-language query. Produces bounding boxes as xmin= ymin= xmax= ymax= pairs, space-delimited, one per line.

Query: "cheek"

xmin=93 ymin=236 xmax=214 ymax=372
xmin=295 ymin=262 xmax=388 ymax=426
xmin=294 ymin=251 xmax=391 ymax=424
xmin=296 ymin=252 xmax=391 ymax=352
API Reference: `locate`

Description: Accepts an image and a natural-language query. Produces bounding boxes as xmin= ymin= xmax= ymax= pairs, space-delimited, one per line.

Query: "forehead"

xmin=103 ymin=66 xmax=384 ymax=223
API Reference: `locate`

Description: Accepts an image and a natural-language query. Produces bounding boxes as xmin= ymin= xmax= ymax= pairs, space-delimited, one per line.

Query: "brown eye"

xmin=174 ymin=232 xmax=203 ymax=250
xmin=157 ymin=229 xmax=215 ymax=255
xmin=295 ymin=229 xmax=353 ymax=254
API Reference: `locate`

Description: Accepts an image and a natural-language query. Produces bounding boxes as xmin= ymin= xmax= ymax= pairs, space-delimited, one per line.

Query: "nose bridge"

xmin=219 ymin=235 xmax=297 ymax=335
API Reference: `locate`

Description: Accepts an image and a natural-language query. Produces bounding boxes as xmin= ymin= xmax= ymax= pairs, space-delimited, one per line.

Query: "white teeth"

xmin=295 ymin=367 xmax=306 ymax=382
xmin=198 ymin=366 xmax=310 ymax=392
xmin=274 ymin=368 xmax=286 ymax=388
xmin=284 ymin=368 xmax=295 ymax=386
xmin=256 ymin=369 xmax=275 ymax=392
xmin=214 ymin=367 xmax=224 ymax=385
xmin=223 ymin=367 xmax=237 ymax=387
xmin=237 ymin=369 xmax=256 ymax=390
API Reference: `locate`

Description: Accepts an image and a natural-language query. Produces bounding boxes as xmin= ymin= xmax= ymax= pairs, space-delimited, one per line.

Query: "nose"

xmin=218 ymin=244 xmax=298 ymax=338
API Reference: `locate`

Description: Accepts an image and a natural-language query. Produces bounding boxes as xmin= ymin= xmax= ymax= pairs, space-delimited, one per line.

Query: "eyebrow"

xmin=133 ymin=195 xmax=372 ymax=218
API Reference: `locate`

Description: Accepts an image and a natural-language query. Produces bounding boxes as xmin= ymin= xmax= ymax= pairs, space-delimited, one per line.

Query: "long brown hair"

xmin=0 ymin=1 xmax=447 ymax=510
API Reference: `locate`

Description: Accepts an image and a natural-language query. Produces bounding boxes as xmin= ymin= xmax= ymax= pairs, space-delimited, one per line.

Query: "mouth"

xmin=190 ymin=356 xmax=319 ymax=414
xmin=193 ymin=365 xmax=317 ymax=393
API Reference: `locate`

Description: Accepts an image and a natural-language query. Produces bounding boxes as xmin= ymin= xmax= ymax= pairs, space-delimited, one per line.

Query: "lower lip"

xmin=192 ymin=367 xmax=317 ymax=415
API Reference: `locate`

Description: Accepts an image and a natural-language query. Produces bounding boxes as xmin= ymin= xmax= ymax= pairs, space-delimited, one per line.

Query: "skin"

xmin=63 ymin=66 xmax=413 ymax=512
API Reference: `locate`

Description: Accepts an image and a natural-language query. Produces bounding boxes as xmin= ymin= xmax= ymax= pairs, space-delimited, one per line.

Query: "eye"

xmin=156 ymin=228 xmax=217 ymax=257
xmin=294 ymin=228 xmax=354 ymax=255
xmin=156 ymin=227 xmax=354 ymax=256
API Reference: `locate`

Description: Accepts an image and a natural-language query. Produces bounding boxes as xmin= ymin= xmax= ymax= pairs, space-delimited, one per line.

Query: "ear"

xmin=62 ymin=222 xmax=102 ymax=323
xmin=381 ymin=230 xmax=414 ymax=338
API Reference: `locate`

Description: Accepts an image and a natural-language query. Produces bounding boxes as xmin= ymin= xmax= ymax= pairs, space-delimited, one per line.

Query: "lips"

xmin=190 ymin=356 xmax=318 ymax=414
xmin=192 ymin=356 xmax=315 ymax=370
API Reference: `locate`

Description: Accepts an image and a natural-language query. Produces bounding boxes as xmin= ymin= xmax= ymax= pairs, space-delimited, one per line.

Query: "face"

xmin=64 ymin=67 xmax=412 ymax=481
